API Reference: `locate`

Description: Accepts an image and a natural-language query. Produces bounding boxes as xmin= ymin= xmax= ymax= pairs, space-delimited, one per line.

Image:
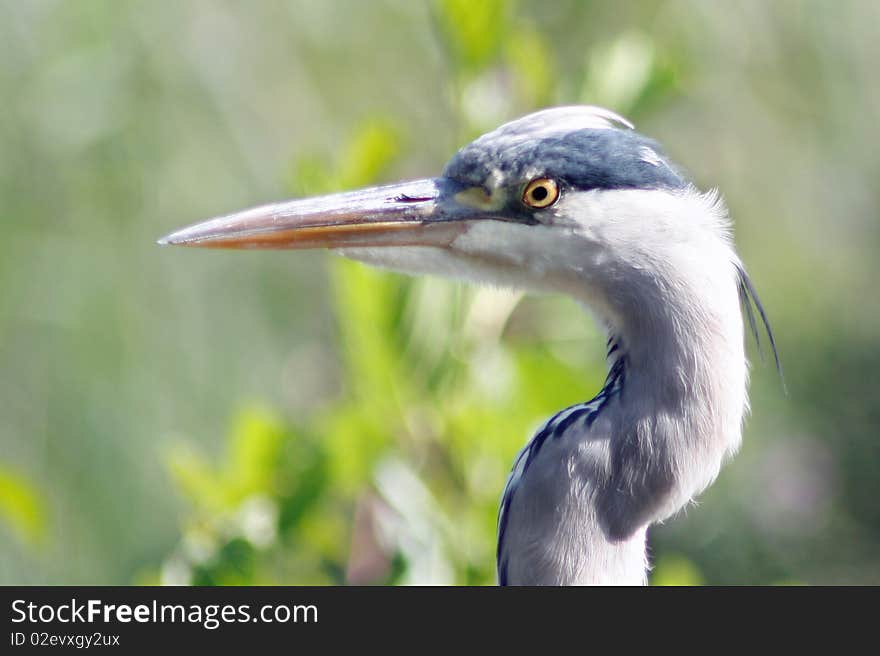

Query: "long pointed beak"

xmin=157 ymin=178 xmax=476 ymax=251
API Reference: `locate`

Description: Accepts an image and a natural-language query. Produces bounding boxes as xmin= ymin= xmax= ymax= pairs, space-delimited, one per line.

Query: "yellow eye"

xmin=522 ymin=178 xmax=560 ymax=209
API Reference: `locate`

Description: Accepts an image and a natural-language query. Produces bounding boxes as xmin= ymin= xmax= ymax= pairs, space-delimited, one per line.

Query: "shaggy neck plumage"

xmin=566 ymin=247 xmax=747 ymax=583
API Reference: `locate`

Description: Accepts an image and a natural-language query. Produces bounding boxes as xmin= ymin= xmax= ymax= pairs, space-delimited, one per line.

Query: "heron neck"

xmin=586 ymin=261 xmax=748 ymax=540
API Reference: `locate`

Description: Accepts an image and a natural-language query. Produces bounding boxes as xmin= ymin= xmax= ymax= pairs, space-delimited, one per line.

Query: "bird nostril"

xmin=391 ymin=193 xmax=433 ymax=203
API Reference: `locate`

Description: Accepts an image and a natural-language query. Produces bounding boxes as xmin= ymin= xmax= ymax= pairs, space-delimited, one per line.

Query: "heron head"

xmin=159 ymin=106 xmax=735 ymax=318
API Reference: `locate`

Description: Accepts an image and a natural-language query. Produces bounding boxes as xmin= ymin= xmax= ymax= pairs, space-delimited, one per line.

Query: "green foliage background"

xmin=1 ymin=0 xmax=878 ymax=585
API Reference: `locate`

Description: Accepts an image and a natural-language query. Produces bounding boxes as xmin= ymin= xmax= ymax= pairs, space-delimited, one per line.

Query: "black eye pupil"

xmin=531 ymin=186 xmax=548 ymax=201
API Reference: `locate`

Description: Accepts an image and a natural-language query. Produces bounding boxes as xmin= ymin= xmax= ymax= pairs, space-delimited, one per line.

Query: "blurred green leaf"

xmin=287 ymin=154 xmax=335 ymax=197
xmin=337 ymin=120 xmax=402 ymax=189
xmin=166 ymin=444 xmax=226 ymax=512
xmin=651 ymin=553 xmax=705 ymax=586
xmin=504 ymin=26 xmax=555 ymax=108
xmin=166 ymin=405 xmax=285 ymax=512
xmin=331 ymin=260 xmax=406 ymax=401
xmin=433 ymin=0 xmax=512 ymax=75
xmin=0 ymin=467 xmax=47 ymax=546
xmin=581 ymin=30 xmax=681 ymax=117
xmin=225 ymin=406 xmax=285 ymax=499
xmin=289 ymin=119 xmax=402 ymax=196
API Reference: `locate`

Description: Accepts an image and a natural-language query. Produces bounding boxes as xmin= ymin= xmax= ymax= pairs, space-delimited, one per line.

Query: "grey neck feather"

xmin=569 ymin=255 xmax=748 ymax=582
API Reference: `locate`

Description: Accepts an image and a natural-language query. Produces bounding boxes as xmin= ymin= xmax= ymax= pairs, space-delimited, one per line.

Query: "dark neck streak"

xmin=541 ymin=335 xmax=627 ymax=444
xmin=496 ymin=335 xmax=629 ymax=584
xmin=594 ymin=282 xmax=747 ymax=544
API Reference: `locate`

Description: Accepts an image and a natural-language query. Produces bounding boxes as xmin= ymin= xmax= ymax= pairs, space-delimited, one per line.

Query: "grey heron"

xmin=159 ymin=106 xmax=779 ymax=585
